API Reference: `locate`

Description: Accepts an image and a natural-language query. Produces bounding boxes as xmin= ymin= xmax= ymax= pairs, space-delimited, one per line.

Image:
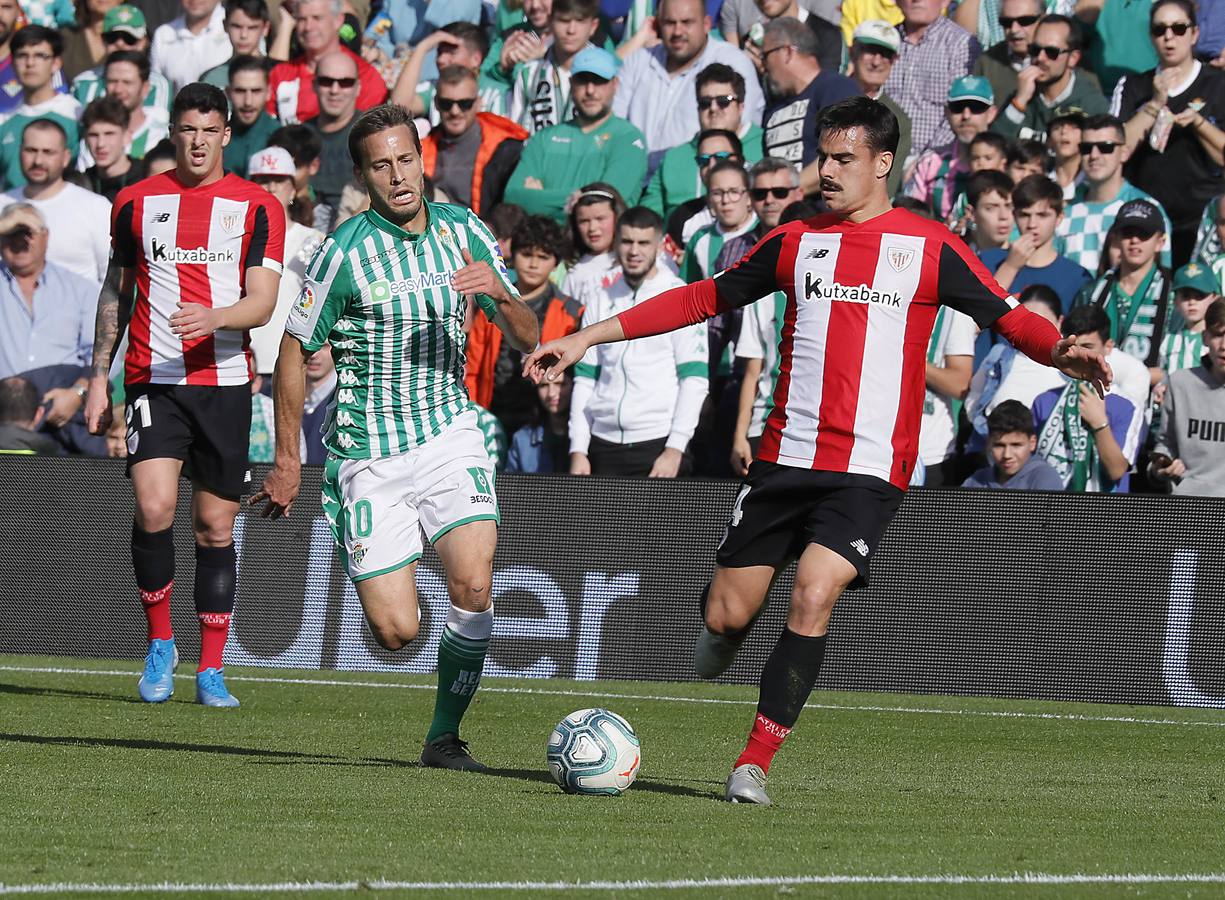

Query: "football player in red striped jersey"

xmin=525 ymin=96 xmax=1112 ymax=805
xmin=84 ymin=83 xmax=286 ymax=708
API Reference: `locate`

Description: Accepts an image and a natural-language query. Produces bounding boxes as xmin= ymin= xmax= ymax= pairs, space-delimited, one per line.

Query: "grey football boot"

xmin=724 ymin=763 xmax=772 ymax=805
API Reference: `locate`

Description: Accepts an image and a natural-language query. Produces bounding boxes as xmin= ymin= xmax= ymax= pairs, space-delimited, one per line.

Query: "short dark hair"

xmin=706 ymin=158 xmax=749 ymax=188
xmin=1151 ymin=0 xmax=1196 ymax=25
xmin=987 ymin=399 xmax=1036 ymax=437
xmin=104 ymin=49 xmax=151 ymax=83
xmin=1081 ymin=113 xmax=1125 ymax=143
xmin=1017 ymin=283 xmax=1063 ymax=320
xmin=512 ymin=214 xmax=570 ymax=261
xmin=486 ymin=203 xmax=526 ymax=240
xmin=1008 ymin=138 xmax=1047 ymax=168
xmin=21 ymin=117 xmax=67 ymax=149
xmin=1012 ymin=174 xmax=1064 ymax=214
xmin=170 ymin=82 xmax=229 ymax=126
xmin=12 ymin=24 xmax=61 ymax=57
xmin=618 ymin=205 xmax=664 ymax=234
xmin=695 ymin=63 xmax=745 ymax=101
xmin=970 ymin=131 xmax=1009 ymax=158
xmin=1062 ymin=303 xmax=1111 ymax=341
xmin=817 ymin=96 xmax=900 ymax=158
xmin=967 ymin=169 xmax=1014 ymax=206
xmin=228 ymin=53 xmax=269 ymax=82
xmin=778 ymin=199 xmax=824 ymax=224
xmin=0 ymin=376 xmax=40 ymax=426
xmin=270 ymin=124 xmax=323 ymax=167
xmin=892 ymin=195 xmax=938 ymax=219
xmin=569 ymin=182 xmax=626 ymax=253
xmin=552 ymin=0 xmax=599 ymax=19
xmin=1035 ymin=13 xmax=1083 ymax=51
xmin=1205 ymin=297 xmax=1225 ymax=333
xmin=346 ymin=103 xmax=420 ymax=167
xmin=225 ymin=0 xmax=269 ymax=21
xmin=143 ymin=138 xmax=176 ymax=175
xmin=440 ymin=21 xmax=490 ymax=59
xmin=696 ymin=128 xmax=743 ymax=157
xmin=82 ymin=95 xmax=131 ymax=132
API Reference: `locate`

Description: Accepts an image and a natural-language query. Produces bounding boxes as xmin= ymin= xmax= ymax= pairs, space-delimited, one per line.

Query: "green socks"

xmin=426 ymin=605 xmax=492 ymax=742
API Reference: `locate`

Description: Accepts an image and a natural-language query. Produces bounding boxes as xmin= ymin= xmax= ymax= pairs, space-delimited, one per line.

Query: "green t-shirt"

xmin=285 ymin=201 xmax=518 ymax=458
xmin=0 ymin=99 xmax=81 ymax=189
xmin=223 ymin=113 xmax=281 ymax=178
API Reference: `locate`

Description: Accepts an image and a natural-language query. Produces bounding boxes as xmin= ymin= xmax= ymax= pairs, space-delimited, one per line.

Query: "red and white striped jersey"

xmin=618 ymin=208 xmax=1060 ymax=490
xmin=112 ymin=171 xmax=286 ymax=386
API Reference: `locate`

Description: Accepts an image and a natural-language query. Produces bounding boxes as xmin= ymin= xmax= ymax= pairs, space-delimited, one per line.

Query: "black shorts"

xmin=124 ymin=383 xmax=252 ymax=501
xmin=716 ymin=460 xmax=904 ymax=589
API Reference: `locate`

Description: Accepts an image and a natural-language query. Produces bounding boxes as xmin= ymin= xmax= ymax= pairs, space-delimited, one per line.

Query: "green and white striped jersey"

xmin=285 ymin=201 xmax=517 ymax=459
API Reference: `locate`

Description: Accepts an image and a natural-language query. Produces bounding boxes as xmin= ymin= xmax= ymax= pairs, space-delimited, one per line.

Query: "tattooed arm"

xmin=84 ymin=260 xmax=134 ymax=435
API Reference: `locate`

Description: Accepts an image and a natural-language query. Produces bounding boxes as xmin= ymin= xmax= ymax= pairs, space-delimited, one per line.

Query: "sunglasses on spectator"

xmin=697 ymin=94 xmax=740 ymax=111
xmin=947 ymin=100 xmax=991 ymax=115
xmin=103 ymin=30 xmax=142 ymax=45
xmin=1028 ymin=44 xmax=1071 ymax=60
xmin=998 ymin=14 xmax=1039 ymax=28
xmin=697 ymin=151 xmax=737 ymax=166
xmin=1078 ymin=140 xmax=1121 ymax=154
xmin=750 ymin=187 xmax=793 ymax=201
xmin=1151 ymin=21 xmax=1193 ymax=36
xmin=435 ymin=96 xmax=477 ymax=112
xmin=316 ymin=75 xmax=358 ymax=89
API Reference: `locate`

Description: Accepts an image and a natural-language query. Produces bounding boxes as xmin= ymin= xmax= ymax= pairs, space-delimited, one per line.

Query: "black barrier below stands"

xmin=1 ymin=456 xmax=1223 ymax=708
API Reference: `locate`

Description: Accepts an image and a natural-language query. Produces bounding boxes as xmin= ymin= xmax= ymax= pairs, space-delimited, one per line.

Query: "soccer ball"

xmin=547 ymin=708 xmax=640 ymax=795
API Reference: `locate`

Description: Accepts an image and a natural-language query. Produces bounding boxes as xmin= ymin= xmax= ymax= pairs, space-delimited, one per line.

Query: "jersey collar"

xmin=366 ymin=199 xmax=436 ymax=243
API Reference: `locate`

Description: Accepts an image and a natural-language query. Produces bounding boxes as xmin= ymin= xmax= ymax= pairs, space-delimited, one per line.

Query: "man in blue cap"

xmin=904 ymin=74 xmax=997 ymax=220
xmin=504 ymin=47 xmax=648 ymax=222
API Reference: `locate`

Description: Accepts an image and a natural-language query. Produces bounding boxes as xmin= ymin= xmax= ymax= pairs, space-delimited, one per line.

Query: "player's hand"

xmin=729 ymin=435 xmax=753 ymax=476
xmin=170 ymin=301 xmax=224 ymax=341
xmin=648 ymin=447 xmax=684 ymax=478
xmin=1052 ymin=336 xmax=1112 ymax=397
xmin=1077 ymin=380 xmax=1108 ymax=427
xmin=42 ymin=387 xmax=83 ymax=428
xmin=250 ymin=462 xmax=302 ymax=519
xmin=84 ymin=375 xmax=113 ymax=435
xmin=451 ymin=248 xmax=510 ymax=303
xmin=523 ymin=332 xmax=590 ymax=383
xmin=569 ymin=452 xmax=591 ymax=476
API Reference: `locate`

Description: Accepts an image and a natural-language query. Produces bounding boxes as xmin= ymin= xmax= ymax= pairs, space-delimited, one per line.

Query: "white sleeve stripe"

xmin=260 ymin=258 xmax=284 ymax=275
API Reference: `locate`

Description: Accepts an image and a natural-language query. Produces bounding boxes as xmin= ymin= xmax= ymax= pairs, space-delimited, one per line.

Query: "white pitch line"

xmin=2 ymin=873 xmax=1225 ymax=894
xmin=2 ymin=664 xmax=1225 ymax=730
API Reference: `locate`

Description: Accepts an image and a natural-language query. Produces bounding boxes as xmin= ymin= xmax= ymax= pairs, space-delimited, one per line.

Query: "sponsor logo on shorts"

xmin=850 ymin=538 xmax=870 ymax=557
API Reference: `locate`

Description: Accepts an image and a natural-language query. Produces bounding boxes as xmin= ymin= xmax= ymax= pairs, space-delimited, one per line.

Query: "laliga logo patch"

xmin=296 ymin=284 xmax=316 ymax=312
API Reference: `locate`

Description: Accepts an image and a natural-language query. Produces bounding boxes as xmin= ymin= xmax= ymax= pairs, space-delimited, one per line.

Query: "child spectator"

xmin=962 ymin=399 xmax=1064 ymax=489
xmin=944 ymin=132 xmax=1008 ymax=232
xmin=1006 ymin=138 xmax=1047 ymax=183
xmin=1046 ymin=106 xmax=1084 ymax=200
xmin=1159 ymin=263 xmax=1220 ymax=374
xmin=507 ymin=371 xmax=573 ymax=474
xmin=961 ymin=170 xmax=1014 ymax=251
xmin=562 ymin=183 xmax=625 ymax=308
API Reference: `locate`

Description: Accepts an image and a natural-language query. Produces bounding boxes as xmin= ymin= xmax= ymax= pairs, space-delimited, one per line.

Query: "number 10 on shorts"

xmin=346 ymin=499 xmax=373 ymax=540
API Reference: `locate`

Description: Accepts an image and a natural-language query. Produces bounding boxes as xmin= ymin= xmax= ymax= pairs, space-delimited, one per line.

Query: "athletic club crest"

xmin=886 ymin=246 xmax=914 ymax=272
xmin=220 ymin=213 xmax=242 ymax=235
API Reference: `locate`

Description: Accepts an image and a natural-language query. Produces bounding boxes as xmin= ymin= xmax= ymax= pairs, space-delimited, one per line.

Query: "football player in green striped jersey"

xmin=253 ymin=104 xmax=539 ymax=772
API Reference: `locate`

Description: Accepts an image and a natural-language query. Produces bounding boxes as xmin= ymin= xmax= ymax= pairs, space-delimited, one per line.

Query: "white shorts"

xmin=320 ymin=410 xmax=499 ymax=582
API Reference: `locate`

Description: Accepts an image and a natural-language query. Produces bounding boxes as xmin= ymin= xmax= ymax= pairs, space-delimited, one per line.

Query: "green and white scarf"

xmin=1035 ymin=380 xmax=1099 ymax=491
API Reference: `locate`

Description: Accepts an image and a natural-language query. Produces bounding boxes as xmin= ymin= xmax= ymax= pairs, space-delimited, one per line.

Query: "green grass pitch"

xmin=1 ymin=654 xmax=1223 ymax=899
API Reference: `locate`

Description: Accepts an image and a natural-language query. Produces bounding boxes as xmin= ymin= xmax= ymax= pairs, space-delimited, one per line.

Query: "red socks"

xmin=140 ymin=582 xmax=174 ymax=642
xmin=197 ymin=613 xmax=232 ymax=671
xmin=735 ymin=712 xmax=792 ymax=774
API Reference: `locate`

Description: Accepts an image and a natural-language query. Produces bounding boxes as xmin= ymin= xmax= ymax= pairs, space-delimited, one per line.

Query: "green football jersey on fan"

xmin=285 ymin=201 xmax=517 ymax=459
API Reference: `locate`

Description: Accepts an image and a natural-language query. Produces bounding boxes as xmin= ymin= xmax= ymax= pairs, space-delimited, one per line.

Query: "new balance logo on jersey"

xmin=150 ymin=238 xmax=237 ymax=264
xmin=850 ymin=539 xmax=870 ymax=557
xmin=806 ymin=248 xmax=829 ymax=259
xmin=804 ymin=273 xmax=903 ymax=308
xmin=150 ymin=212 xmax=171 ymax=223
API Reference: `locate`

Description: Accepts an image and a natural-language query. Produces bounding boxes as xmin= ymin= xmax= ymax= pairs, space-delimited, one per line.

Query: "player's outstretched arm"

xmin=84 ymin=260 xmax=134 ymax=435
xmin=250 ymin=332 xmax=310 ymax=519
xmin=523 ymin=316 xmax=626 ymax=384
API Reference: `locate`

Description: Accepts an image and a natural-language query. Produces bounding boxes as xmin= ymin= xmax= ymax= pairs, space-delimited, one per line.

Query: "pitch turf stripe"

xmin=3 ymin=664 xmax=1225 ymax=730
xmin=3 ymin=874 xmax=1225 ymax=894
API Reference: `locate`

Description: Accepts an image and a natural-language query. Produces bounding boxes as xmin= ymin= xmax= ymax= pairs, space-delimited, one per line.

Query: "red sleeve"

xmin=992 ymin=305 xmax=1061 ymax=366
xmin=357 ymin=57 xmax=389 ymax=109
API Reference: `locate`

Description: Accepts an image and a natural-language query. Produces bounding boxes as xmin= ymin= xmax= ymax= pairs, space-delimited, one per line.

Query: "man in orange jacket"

xmin=422 ymin=66 xmax=527 ymax=216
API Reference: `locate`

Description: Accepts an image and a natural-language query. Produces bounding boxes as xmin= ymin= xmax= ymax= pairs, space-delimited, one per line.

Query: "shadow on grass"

xmin=481 ymin=766 xmax=719 ymax=800
xmin=0 ymin=732 xmax=346 ymax=762
xmin=0 ymin=681 xmax=145 ymax=705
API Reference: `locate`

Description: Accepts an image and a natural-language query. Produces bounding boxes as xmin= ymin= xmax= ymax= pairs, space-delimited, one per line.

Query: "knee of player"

xmin=193 ymin=524 xmax=235 ymax=548
xmin=790 ymin=579 xmax=840 ymax=617
xmin=134 ymin=497 xmax=176 ymax=532
xmin=447 ymin=574 xmax=491 ymax=609
xmin=704 ymin=587 xmax=752 ymax=635
xmin=369 ymin=618 xmax=418 ymax=651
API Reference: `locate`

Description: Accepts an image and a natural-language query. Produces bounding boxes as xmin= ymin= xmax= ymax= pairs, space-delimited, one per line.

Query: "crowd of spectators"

xmin=0 ymin=0 xmax=1223 ymax=495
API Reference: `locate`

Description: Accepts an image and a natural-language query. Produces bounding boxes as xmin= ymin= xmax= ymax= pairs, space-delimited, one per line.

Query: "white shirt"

xmin=918 ymin=308 xmax=976 ymax=465
xmin=613 ymin=38 xmax=764 ymax=164
xmin=1108 ymin=345 xmax=1151 ymax=414
xmin=561 ymin=251 xmax=619 ymax=309
xmin=6 ymin=183 xmax=111 ymax=286
xmin=151 ymin=4 xmax=232 ymax=93
xmin=570 ymin=266 xmax=709 ymax=452
xmin=250 ymin=220 xmax=324 ymax=374
xmin=735 ymin=292 xmax=784 ymax=439
xmin=968 ymin=350 xmax=1065 ymax=417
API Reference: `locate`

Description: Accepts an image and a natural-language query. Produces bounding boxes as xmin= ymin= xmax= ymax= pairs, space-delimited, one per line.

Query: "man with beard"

xmin=223 ymin=54 xmax=279 ymax=178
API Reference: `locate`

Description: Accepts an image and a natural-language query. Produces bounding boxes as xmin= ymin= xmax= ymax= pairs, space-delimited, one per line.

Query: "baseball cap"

xmin=948 ymin=75 xmax=994 ymax=106
xmin=0 ymin=203 xmax=45 ymax=236
xmin=852 ymin=20 xmax=901 ymax=53
xmin=103 ymin=4 xmax=147 ymax=38
xmin=248 ymin=146 xmax=297 ymax=178
xmin=570 ymin=47 xmax=619 ymax=81
xmin=1049 ymin=104 xmax=1086 ymax=126
xmin=1173 ymin=261 xmax=1219 ymax=295
xmin=1115 ymin=199 xmax=1165 ymax=236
